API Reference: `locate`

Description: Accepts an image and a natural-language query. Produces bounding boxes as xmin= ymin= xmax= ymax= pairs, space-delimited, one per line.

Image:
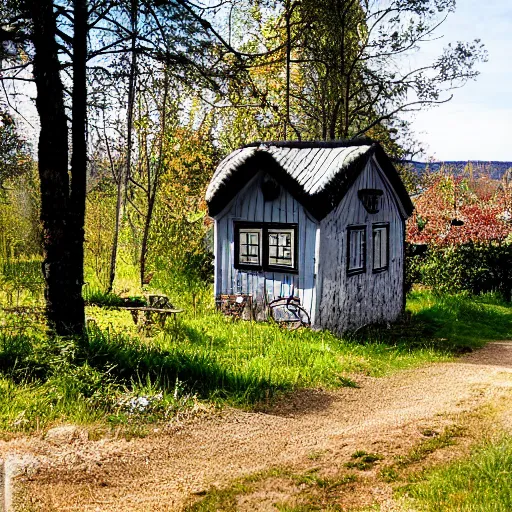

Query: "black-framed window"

xmin=372 ymin=223 xmax=389 ymax=273
xmin=238 ymin=228 xmax=262 ymax=266
xmin=234 ymin=222 xmax=298 ymax=273
xmin=347 ymin=225 xmax=366 ymax=276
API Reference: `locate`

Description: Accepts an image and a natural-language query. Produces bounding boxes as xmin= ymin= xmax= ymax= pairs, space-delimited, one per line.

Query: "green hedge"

xmin=407 ymin=240 xmax=512 ymax=301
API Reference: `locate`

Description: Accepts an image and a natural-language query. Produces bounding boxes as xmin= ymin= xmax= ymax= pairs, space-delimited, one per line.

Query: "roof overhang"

xmin=206 ymin=140 xmax=414 ymax=221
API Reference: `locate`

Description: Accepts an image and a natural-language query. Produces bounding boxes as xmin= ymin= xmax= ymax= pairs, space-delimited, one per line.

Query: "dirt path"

xmin=3 ymin=342 xmax=512 ymax=511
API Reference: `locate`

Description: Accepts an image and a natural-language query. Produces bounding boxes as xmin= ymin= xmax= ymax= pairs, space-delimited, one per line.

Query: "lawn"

xmin=403 ymin=436 xmax=512 ymax=511
xmin=0 ymin=289 xmax=510 ymax=435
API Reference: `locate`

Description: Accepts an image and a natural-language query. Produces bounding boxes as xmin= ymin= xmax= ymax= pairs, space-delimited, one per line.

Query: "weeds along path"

xmin=4 ymin=341 xmax=512 ymax=511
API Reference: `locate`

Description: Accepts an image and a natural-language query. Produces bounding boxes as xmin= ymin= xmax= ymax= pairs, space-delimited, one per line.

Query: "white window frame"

xmin=267 ymin=228 xmax=295 ymax=269
xmin=237 ymin=227 xmax=262 ymax=267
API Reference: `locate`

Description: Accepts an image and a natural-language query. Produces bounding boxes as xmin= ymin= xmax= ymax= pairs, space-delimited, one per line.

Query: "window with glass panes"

xmin=234 ymin=222 xmax=297 ymax=272
xmin=267 ymin=229 xmax=295 ymax=268
xmin=347 ymin=225 xmax=366 ymax=275
xmin=238 ymin=229 xmax=261 ymax=266
xmin=372 ymin=223 xmax=389 ymax=272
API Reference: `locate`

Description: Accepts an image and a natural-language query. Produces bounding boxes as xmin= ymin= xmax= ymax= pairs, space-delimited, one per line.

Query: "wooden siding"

xmin=214 ymin=172 xmax=319 ymax=319
xmin=317 ymin=159 xmax=405 ymax=333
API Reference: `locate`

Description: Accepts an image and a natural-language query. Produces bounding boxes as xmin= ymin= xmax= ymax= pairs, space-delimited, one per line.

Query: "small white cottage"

xmin=206 ymin=140 xmax=414 ymax=334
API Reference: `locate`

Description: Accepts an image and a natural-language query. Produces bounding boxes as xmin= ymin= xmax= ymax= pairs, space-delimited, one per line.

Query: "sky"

xmin=6 ymin=1 xmax=511 ymax=163
xmin=409 ymin=0 xmax=512 ymax=162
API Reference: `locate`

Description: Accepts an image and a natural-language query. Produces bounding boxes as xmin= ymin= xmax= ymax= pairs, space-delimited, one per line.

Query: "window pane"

xmin=372 ymin=225 xmax=388 ymax=271
xmin=347 ymin=227 xmax=365 ymax=273
xmin=238 ymin=228 xmax=261 ymax=266
xmin=374 ymin=229 xmax=381 ymax=268
xmin=267 ymin=229 xmax=294 ymax=268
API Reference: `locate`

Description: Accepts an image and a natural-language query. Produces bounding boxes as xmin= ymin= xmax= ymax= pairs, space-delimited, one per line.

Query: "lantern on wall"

xmin=261 ymin=175 xmax=281 ymax=201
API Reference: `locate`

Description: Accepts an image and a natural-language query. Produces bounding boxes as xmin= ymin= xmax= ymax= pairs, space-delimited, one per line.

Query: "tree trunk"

xmin=139 ymin=68 xmax=169 ymax=288
xmin=69 ymin=0 xmax=88 ymax=331
xmin=30 ymin=0 xmax=85 ymax=335
xmin=108 ymin=0 xmax=138 ymax=293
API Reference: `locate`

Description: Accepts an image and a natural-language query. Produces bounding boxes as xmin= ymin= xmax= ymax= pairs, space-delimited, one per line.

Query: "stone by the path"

xmin=1 ymin=454 xmax=40 ymax=512
xmin=45 ymin=425 xmax=88 ymax=446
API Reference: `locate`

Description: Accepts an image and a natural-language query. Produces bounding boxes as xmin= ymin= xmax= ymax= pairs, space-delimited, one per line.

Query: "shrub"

xmin=408 ymin=240 xmax=512 ymax=301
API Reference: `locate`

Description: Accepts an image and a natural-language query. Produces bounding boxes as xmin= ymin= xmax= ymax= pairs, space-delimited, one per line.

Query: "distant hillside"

xmin=403 ymin=161 xmax=512 ymax=181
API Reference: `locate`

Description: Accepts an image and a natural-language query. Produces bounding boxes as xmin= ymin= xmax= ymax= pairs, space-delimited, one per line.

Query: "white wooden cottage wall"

xmin=317 ymin=160 xmax=405 ymax=333
xmin=214 ymin=172 xmax=319 ymax=318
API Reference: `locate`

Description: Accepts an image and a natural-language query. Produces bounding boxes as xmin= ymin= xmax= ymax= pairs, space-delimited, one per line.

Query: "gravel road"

xmin=2 ymin=341 xmax=512 ymax=511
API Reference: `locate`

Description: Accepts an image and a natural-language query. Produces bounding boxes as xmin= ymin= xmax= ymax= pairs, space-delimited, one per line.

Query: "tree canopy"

xmin=0 ymin=0 xmax=489 ymax=334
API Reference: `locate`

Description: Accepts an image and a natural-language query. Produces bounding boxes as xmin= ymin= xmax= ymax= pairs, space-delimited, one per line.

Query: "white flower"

xmin=498 ymin=210 xmax=511 ymax=222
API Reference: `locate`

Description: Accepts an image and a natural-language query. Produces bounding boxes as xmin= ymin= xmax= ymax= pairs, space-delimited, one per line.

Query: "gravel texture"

xmin=2 ymin=341 xmax=512 ymax=511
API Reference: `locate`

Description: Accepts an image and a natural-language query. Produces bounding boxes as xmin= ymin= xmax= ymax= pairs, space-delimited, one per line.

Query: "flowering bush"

xmin=407 ymin=175 xmax=511 ymax=300
xmin=408 ymin=176 xmax=510 ymax=246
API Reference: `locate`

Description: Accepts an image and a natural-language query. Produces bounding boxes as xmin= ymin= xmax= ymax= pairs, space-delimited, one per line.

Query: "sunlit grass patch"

xmin=0 ymin=289 xmax=510 ymax=433
xmin=402 ymin=436 xmax=512 ymax=511
xmin=407 ymin=289 xmax=512 ymax=347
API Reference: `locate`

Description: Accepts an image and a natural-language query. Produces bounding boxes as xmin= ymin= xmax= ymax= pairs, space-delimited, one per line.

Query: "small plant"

xmin=345 ymin=451 xmax=384 ymax=470
xmin=379 ymin=466 xmax=399 ymax=482
xmin=351 ymin=450 xmax=369 ymax=458
xmin=307 ymin=450 xmax=325 ymax=461
xmin=420 ymin=428 xmax=439 ymax=437
xmin=84 ymin=289 xmax=147 ymax=308
xmin=395 ymin=425 xmax=465 ymax=468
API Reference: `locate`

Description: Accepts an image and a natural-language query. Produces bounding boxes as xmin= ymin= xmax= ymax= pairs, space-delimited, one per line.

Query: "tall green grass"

xmin=0 ymin=258 xmax=44 ymax=306
xmin=407 ymin=289 xmax=512 ymax=347
xmin=0 ymin=290 xmax=510 ymax=433
xmin=404 ymin=437 xmax=512 ymax=511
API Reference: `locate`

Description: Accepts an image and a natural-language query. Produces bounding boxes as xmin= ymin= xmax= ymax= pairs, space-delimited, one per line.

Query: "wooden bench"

xmin=123 ymin=306 xmax=184 ymax=333
xmin=123 ymin=295 xmax=183 ymax=335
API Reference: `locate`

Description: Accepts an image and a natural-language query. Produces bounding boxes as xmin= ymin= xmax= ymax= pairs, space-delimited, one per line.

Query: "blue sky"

xmin=409 ymin=0 xmax=512 ymax=161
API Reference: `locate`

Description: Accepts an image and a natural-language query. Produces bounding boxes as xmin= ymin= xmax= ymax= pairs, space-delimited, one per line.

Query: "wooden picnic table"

xmin=123 ymin=306 xmax=184 ymax=334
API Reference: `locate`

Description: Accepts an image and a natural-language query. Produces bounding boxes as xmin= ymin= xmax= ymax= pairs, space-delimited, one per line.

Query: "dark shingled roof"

xmin=206 ymin=139 xmax=414 ymax=220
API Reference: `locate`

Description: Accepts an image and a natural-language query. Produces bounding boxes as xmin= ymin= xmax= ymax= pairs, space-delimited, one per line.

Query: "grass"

xmin=0 ymin=289 xmax=510 ymax=434
xmin=344 ymin=451 xmax=384 ymax=471
xmin=187 ymin=412 xmax=512 ymax=511
xmin=378 ymin=424 xmax=466 ymax=483
xmin=407 ymin=289 xmax=512 ymax=347
xmin=184 ymin=466 xmax=358 ymax=512
xmin=402 ymin=436 xmax=512 ymax=511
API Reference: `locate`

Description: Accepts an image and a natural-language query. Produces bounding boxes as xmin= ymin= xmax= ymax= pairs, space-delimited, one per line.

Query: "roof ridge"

xmin=206 ymin=142 xmax=413 ymax=220
xmin=244 ymin=138 xmax=375 ymax=150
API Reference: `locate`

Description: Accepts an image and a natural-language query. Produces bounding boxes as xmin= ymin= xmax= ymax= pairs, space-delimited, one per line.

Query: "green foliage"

xmin=403 ymin=437 xmax=512 ymax=511
xmin=407 ymin=290 xmax=512 ymax=347
xmin=406 ymin=170 xmax=511 ymax=301
xmin=84 ymin=177 xmax=117 ymax=291
xmin=83 ymin=288 xmax=146 ymax=308
xmin=0 ymin=113 xmax=32 ymax=189
xmin=0 ymin=168 xmax=41 ymax=261
xmin=0 ymin=258 xmax=44 ymax=306
xmin=345 ymin=451 xmax=384 ymax=470
xmin=147 ymin=127 xmax=216 ymax=309
xmin=408 ymin=241 xmax=512 ymax=301
xmin=397 ymin=425 xmax=464 ymax=468
xmin=0 ymin=330 xmax=197 ymax=432
xmin=0 ymin=290 xmax=510 ymax=433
